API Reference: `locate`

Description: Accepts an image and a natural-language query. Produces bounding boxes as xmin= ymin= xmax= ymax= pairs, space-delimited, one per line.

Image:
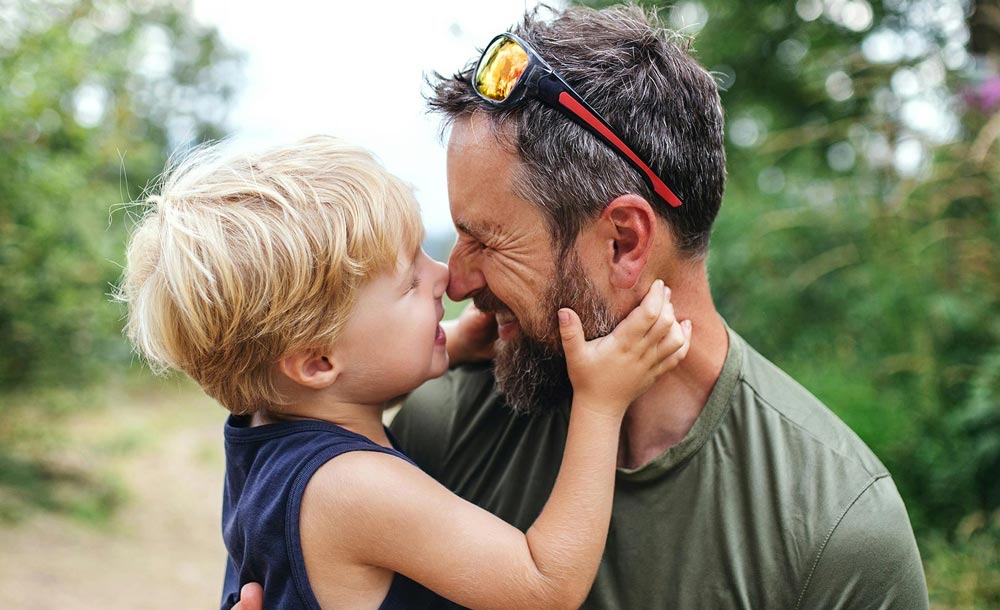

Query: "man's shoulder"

xmin=795 ymin=475 xmax=929 ymax=609
xmin=732 ymin=332 xmax=889 ymax=480
xmin=724 ymin=332 xmax=928 ymax=607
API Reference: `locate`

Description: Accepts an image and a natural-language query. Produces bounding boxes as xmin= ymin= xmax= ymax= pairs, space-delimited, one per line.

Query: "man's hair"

xmin=117 ymin=136 xmax=424 ymax=414
xmin=428 ymin=4 xmax=726 ymax=257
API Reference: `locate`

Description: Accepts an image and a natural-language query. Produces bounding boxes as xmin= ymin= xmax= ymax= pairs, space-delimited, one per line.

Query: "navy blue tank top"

xmin=220 ymin=415 xmax=441 ymax=610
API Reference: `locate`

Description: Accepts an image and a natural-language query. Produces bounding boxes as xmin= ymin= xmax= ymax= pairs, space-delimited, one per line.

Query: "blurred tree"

xmin=0 ymin=0 xmax=239 ymax=390
xmin=578 ymin=0 xmax=999 ymax=545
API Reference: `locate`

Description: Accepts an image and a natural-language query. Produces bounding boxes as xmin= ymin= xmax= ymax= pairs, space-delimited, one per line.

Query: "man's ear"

xmin=277 ymin=350 xmax=341 ymax=389
xmin=597 ymin=194 xmax=656 ymax=289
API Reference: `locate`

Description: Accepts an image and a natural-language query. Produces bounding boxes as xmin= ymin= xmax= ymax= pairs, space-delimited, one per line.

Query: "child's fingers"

xmin=656 ymin=319 xmax=692 ymax=374
xmin=558 ymin=308 xmax=585 ymax=360
xmin=614 ymin=279 xmax=664 ymax=342
xmin=644 ymin=292 xmax=676 ymax=342
xmin=233 ymin=583 xmax=263 ymax=610
xmin=661 ymin=319 xmax=687 ymax=355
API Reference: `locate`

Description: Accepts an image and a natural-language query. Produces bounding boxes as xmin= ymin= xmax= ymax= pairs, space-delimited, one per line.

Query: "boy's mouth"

xmin=435 ymin=324 xmax=447 ymax=345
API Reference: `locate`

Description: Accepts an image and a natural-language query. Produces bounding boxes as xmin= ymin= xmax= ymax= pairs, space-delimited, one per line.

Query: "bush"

xmin=0 ymin=0 xmax=238 ymax=390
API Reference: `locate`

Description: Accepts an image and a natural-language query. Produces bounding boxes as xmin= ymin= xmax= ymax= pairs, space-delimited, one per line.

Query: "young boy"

xmin=119 ymin=136 xmax=690 ymax=610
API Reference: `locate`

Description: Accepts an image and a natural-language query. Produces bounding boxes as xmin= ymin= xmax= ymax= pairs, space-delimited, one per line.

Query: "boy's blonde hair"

xmin=118 ymin=136 xmax=424 ymax=414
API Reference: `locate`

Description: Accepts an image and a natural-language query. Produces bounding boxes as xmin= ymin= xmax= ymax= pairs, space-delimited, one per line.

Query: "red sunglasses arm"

xmin=533 ymin=73 xmax=682 ymax=208
xmin=557 ymin=92 xmax=682 ymax=208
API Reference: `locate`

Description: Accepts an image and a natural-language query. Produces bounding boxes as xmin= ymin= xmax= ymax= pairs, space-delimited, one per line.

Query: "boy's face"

xmin=333 ymin=247 xmax=451 ymax=403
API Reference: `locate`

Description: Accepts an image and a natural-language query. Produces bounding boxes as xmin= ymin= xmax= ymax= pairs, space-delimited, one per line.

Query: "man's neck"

xmin=617 ymin=269 xmax=729 ymax=470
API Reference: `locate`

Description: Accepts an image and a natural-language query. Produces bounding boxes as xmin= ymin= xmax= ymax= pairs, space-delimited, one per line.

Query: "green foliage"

xmin=923 ymin=510 xmax=1000 ymax=609
xmin=577 ymin=0 xmax=999 ymax=597
xmin=0 ymin=0 xmax=238 ymax=390
xmin=0 ymin=0 xmax=237 ymax=523
xmin=684 ymin=0 xmax=999 ymax=534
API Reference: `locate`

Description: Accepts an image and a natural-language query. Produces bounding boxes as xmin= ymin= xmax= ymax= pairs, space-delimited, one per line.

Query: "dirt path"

xmin=0 ymin=383 xmax=229 ymax=610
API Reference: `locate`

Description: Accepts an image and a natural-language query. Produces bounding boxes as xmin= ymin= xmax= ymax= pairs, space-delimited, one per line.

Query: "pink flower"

xmin=963 ymin=76 xmax=1000 ymax=113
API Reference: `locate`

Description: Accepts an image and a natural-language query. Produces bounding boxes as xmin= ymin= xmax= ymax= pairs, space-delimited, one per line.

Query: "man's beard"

xmin=474 ymin=251 xmax=617 ymax=415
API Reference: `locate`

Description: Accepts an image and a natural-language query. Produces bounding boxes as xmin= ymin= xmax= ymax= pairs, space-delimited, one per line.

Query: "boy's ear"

xmin=278 ymin=350 xmax=341 ymax=389
xmin=596 ymin=194 xmax=657 ymax=289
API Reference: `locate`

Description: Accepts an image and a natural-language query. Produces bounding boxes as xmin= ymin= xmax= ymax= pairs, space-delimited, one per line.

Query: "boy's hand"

xmin=443 ymin=302 xmax=498 ymax=364
xmin=559 ymin=279 xmax=691 ymax=417
xmin=231 ymin=583 xmax=262 ymax=610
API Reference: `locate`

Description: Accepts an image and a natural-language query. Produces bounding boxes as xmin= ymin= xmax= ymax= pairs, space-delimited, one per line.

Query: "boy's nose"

xmin=432 ymin=258 xmax=450 ymax=298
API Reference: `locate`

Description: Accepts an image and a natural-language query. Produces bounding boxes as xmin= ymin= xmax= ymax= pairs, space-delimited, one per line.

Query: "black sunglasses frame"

xmin=472 ymin=33 xmax=683 ymax=208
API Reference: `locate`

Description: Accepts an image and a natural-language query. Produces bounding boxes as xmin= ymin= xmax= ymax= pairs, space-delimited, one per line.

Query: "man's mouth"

xmin=495 ymin=310 xmax=519 ymax=340
xmin=473 ymin=290 xmax=519 ymax=340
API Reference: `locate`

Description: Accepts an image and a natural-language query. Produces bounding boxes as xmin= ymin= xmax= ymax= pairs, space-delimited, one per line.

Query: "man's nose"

xmin=447 ymin=247 xmax=485 ymax=301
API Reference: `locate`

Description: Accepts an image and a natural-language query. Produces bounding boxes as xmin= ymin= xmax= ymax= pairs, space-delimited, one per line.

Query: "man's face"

xmin=446 ymin=115 xmax=617 ymax=413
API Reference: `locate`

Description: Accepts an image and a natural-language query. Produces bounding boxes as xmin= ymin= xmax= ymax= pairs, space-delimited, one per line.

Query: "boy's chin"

xmin=422 ymin=353 xmax=451 ymax=382
xmin=430 ymin=356 xmax=450 ymax=378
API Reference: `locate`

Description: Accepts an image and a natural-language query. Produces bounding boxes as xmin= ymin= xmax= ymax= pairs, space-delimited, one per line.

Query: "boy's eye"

xmin=409 ymin=276 xmax=422 ymax=291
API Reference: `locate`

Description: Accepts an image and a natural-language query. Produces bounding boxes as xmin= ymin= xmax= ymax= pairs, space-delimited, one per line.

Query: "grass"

xmin=0 ymin=374 xmax=207 ymax=527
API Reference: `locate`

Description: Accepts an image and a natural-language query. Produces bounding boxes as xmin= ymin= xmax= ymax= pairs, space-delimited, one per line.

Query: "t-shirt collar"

xmin=615 ymin=320 xmax=744 ymax=482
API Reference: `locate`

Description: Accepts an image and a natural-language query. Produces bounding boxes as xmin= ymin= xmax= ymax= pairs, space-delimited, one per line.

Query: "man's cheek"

xmin=520 ymin=311 xmax=563 ymax=350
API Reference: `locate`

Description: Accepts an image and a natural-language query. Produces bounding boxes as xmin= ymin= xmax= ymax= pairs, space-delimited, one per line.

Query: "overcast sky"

xmin=191 ymin=0 xmax=548 ymax=235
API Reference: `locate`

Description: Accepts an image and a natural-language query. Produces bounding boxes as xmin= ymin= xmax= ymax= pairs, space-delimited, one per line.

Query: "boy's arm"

xmin=303 ymin=281 xmax=689 ymax=610
xmin=305 ymin=418 xmax=617 ymax=610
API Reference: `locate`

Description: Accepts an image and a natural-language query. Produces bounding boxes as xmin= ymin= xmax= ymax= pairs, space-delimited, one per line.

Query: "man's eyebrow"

xmin=454 ymin=220 xmax=479 ymax=237
xmin=455 ymin=219 xmax=502 ymax=240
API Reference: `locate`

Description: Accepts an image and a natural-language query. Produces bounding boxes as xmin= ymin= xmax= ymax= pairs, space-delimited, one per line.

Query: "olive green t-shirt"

xmin=391 ymin=326 xmax=929 ymax=609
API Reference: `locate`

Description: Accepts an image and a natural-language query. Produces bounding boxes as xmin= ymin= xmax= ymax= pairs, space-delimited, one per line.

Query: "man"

xmin=236 ymin=5 xmax=929 ymax=608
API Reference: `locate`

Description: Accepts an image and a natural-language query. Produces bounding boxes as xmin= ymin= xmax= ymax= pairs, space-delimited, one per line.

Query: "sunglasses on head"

xmin=471 ymin=32 xmax=682 ymax=208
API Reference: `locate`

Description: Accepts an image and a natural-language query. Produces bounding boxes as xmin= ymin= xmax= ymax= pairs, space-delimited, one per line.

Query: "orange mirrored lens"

xmin=474 ymin=37 xmax=529 ymax=101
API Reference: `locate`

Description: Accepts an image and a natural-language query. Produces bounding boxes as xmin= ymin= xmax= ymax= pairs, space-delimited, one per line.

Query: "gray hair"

xmin=428 ymin=4 xmax=726 ymax=258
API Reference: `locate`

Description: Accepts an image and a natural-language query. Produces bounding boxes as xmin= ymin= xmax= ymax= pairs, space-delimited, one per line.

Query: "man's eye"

xmin=458 ymin=233 xmax=488 ymax=253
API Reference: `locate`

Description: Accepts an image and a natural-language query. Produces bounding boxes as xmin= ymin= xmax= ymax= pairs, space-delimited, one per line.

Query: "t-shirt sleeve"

xmin=795 ymin=475 xmax=929 ymax=610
